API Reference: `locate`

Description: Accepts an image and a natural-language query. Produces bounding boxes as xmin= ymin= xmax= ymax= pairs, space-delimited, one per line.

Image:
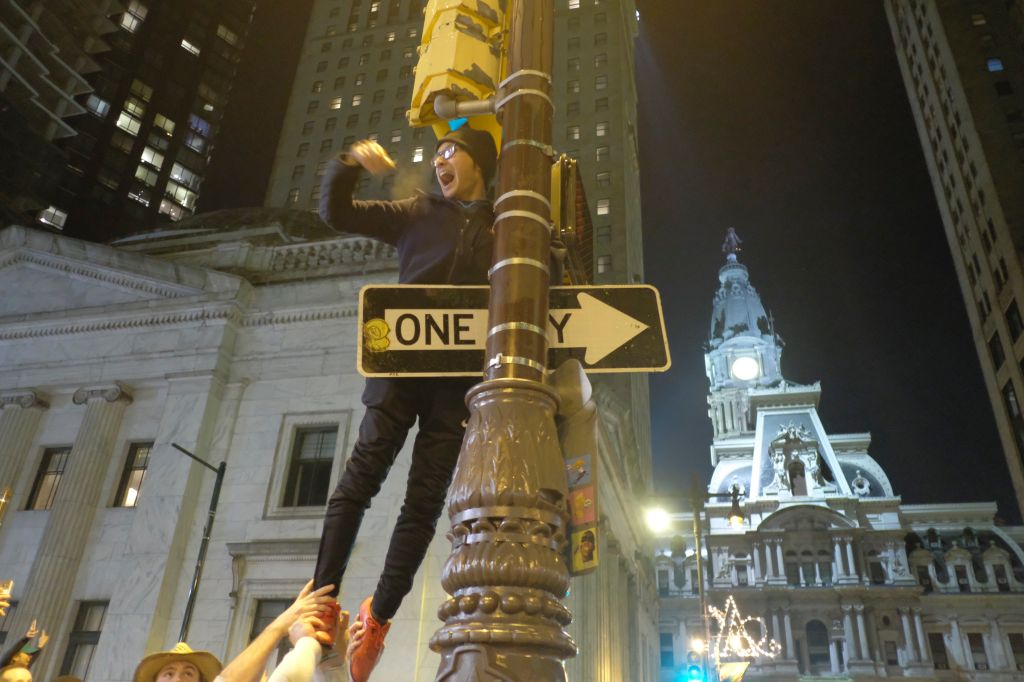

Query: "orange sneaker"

xmin=314 ymin=600 xmax=341 ymax=648
xmin=348 ymin=597 xmax=390 ymax=682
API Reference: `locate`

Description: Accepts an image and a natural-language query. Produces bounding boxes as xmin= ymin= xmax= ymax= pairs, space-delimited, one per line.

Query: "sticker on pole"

xmin=357 ymin=284 xmax=671 ymax=377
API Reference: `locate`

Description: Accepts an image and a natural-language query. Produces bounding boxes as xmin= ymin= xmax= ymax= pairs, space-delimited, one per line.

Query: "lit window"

xmin=386 ymin=31 xmax=396 ymax=42
xmin=58 ymin=602 xmax=108 ymax=679
xmin=596 ymin=146 xmax=609 ymax=162
xmin=27 ymin=447 xmax=71 ymax=510
xmin=170 ymin=163 xmax=202 ymax=190
xmin=85 ymin=95 xmax=109 ymax=118
xmin=116 ymin=111 xmax=142 ymax=136
xmin=359 ymin=53 xmax=370 ymax=65
xmin=327 ymin=24 xmax=337 ymax=36
xmin=217 ymin=24 xmax=240 ymax=46
xmin=390 ymin=129 xmax=402 ymax=143
xmin=114 ymin=442 xmax=152 ymax=508
xmin=165 ymin=180 xmax=197 ymax=209
xmin=153 ymin=114 xmax=175 ymax=136
xmin=120 ymin=1 xmax=148 ymax=32
xmin=596 ymin=171 xmax=610 ymax=187
xmin=567 ymin=125 xmax=580 ymax=140
xmin=330 ymin=96 xmax=343 ymax=110
xmin=355 ymin=73 xmax=366 ymax=86
xmin=180 ymin=38 xmax=201 ymax=56
xmin=128 ymin=188 xmax=151 ymax=206
xmin=971 ymin=13 xmax=987 ymax=26
xmin=597 ymin=198 xmax=610 ymax=215
xmin=595 ymin=74 xmax=607 ymax=90
xmin=316 ymin=160 xmax=328 ymax=176
xmin=312 ymin=80 xmax=324 ymax=93
xmin=988 ymin=58 xmax=1004 ymax=72
xmin=567 ymin=80 xmax=580 ymax=94
xmin=412 ymin=147 xmax=424 ymax=163
xmin=288 ymin=188 xmax=300 ymax=204
xmin=130 ymin=79 xmax=153 ymax=102
xmin=596 ymin=121 xmax=608 ymax=137
xmin=158 ymin=199 xmax=185 ymax=221
xmin=184 ymin=131 xmax=206 ymax=154
xmin=403 ymin=47 xmax=414 ymax=59
xmin=123 ymin=96 xmax=145 ymax=117
xmin=407 ymin=27 xmax=417 ymax=38
xmin=597 ymin=255 xmax=612 ymax=273
xmin=568 ymin=57 xmax=580 ymax=71
xmin=283 ymin=427 xmax=338 ymax=507
xmin=140 ymin=146 xmax=164 ymax=169
xmin=37 ymin=206 xmax=68 ymax=229
xmin=134 ymin=164 xmax=158 ymax=187
xmin=568 ymin=0 xmax=580 ymax=8
xmin=352 ymin=94 xmax=363 ymax=107
xmin=595 ymin=53 xmax=607 ymax=68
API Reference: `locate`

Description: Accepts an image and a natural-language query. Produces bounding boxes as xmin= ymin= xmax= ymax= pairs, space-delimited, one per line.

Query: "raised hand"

xmin=25 ymin=619 xmax=37 ymax=639
xmin=348 ymin=140 xmax=396 ymax=176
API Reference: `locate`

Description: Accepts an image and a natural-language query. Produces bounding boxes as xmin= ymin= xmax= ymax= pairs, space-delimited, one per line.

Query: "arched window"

xmin=806 ymin=620 xmax=830 ymax=670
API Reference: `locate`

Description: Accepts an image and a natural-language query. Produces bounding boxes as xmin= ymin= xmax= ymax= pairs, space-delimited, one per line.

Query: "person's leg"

xmin=313 ymin=379 xmax=418 ymax=596
xmin=369 ymin=378 xmax=473 ymax=620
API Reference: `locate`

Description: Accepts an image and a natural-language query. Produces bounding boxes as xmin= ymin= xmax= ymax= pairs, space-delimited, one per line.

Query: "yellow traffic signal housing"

xmin=409 ymin=0 xmax=506 ymax=147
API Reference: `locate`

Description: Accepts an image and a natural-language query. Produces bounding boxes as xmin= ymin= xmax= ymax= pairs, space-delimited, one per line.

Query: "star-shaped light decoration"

xmin=708 ymin=595 xmax=782 ymax=663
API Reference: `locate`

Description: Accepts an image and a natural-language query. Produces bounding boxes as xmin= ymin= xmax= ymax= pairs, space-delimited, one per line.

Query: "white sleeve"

xmin=267 ymin=637 xmax=323 ymax=682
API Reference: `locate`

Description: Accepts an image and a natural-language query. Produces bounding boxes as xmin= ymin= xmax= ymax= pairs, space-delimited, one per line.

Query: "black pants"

xmin=313 ymin=377 xmax=474 ymax=620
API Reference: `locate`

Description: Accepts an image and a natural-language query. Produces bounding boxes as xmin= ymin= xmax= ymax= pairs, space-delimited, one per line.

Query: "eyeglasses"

xmin=433 ymin=142 xmax=459 ymax=164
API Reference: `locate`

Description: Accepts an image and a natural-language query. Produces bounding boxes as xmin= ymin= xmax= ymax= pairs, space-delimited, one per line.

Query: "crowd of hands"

xmin=0 ymin=580 xmax=370 ymax=682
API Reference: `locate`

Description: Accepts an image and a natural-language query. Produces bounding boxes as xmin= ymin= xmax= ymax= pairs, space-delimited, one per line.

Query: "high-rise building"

xmin=50 ymin=0 xmax=255 ymax=240
xmin=654 ymin=234 xmax=1024 ymax=681
xmin=884 ymin=0 xmax=1024 ymax=519
xmin=0 ymin=0 xmax=120 ymax=227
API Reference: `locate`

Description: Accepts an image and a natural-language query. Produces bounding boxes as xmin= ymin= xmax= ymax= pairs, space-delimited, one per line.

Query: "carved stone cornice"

xmin=72 ymin=382 xmax=133 ymax=406
xmin=0 ymin=304 xmax=243 ymax=341
xmin=0 ymin=389 xmax=49 ymax=410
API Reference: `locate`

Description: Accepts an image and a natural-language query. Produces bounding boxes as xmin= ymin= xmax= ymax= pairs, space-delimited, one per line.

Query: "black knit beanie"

xmin=436 ymin=124 xmax=498 ymax=184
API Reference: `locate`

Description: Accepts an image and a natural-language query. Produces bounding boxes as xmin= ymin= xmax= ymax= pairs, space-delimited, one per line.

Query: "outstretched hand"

xmin=25 ymin=619 xmax=37 ymax=639
xmin=270 ymin=581 xmax=335 ymax=638
xmin=348 ymin=140 xmax=396 ymax=176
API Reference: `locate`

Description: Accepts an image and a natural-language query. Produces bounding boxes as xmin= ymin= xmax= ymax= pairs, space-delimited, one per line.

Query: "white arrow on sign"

xmin=378 ymin=292 xmax=648 ymax=364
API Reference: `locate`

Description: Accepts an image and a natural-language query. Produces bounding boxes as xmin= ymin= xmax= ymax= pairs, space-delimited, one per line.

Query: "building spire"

xmin=722 ymin=227 xmax=743 ymax=263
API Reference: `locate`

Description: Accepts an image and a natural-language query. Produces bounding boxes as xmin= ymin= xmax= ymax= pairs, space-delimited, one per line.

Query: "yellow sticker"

xmin=363 ymin=318 xmax=391 ymax=352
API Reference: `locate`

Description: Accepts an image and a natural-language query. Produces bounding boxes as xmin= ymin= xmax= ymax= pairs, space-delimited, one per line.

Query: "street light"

xmin=646 ymin=506 xmax=671 ymax=534
xmin=727 ymin=486 xmax=744 ymax=529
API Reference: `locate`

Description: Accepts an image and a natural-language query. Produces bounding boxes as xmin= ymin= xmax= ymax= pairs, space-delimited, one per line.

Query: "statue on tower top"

xmin=722 ymin=227 xmax=742 ymax=262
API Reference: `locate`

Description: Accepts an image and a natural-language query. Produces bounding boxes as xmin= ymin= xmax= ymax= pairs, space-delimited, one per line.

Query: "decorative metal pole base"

xmin=431 ymin=379 xmax=577 ymax=681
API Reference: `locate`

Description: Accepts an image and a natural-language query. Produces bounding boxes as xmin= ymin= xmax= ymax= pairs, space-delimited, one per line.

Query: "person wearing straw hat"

xmin=133 ymin=642 xmax=221 ymax=682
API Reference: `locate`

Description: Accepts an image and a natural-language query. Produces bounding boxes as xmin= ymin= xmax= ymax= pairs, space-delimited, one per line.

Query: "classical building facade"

xmin=884 ymin=0 xmax=1024 ymax=520
xmin=0 ymin=217 xmax=658 ymax=681
xmin=654 ymin=239 xmax=1024 ymax=681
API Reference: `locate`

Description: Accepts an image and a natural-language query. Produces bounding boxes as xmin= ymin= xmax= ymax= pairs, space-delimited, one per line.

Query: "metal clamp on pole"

xmin=433 ymin=93 xmax=495 ymax=119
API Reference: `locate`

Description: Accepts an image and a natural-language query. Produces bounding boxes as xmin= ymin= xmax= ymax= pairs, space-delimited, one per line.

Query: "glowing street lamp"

xmin=645 ymin=506 xmax=672 ymax=534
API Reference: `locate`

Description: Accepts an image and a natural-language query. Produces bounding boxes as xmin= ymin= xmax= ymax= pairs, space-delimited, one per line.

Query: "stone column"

xmin=845 ymin=539 xmax=858 ymax=580
xmin=0 ymin=390 xmax=50 ymax=496
xmin=855 ymin=605 xmax=870 ymax=660
xmin=776 ymin=541 xmax=785 ymax=580
xmin=752 ymin=543 xmax=762 ymax=583
xmin=832 ymin=537 xmax=845 ymax=578
xmin=988 ymin=618 xmax=1005 ymax=669
xmin=814 ymin=561 xmax=822 ymax=586
xmin=900 ymin=608 xmax=917 ymax=662
xmin=950 ymin=618 xmax=967 ymax=668
xmin=763 ymin=541 xmax=775 ymax=580
xmin=913 ymin=609 xmax=930 ymax=663
xmin=798 ymin=563 xmax=807 ymax=587
xmin=829 ymin=640 xmax=840 ymax=673
xmin=784 ymin=608 xmax=795 ymax=660
xmin=843 ymin=607 xmax=856 ymax=666
xmin=7 ymin=384 xmax=131 ymax=662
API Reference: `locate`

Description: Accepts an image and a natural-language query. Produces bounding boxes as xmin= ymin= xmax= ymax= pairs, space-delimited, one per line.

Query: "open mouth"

xmin=438 ymin=169 xmax=455 ymax=190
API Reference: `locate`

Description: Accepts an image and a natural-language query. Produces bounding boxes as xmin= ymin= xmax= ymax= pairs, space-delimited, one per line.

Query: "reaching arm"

xmin=216 ymin=582 xmax=334 ymax=682
xmin=267 ymin=637 xmax=321 ymax=682
xmin=318 ymin=141 xmax=417 ymax=244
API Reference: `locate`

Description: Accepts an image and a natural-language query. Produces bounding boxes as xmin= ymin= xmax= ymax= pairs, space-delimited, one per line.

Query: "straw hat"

xmin=133 ymin=642 xmax=222 ymax=682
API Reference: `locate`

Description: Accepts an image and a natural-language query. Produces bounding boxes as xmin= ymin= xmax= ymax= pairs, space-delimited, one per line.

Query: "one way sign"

xmin=357 ymin=284 xmax=671 ymax=377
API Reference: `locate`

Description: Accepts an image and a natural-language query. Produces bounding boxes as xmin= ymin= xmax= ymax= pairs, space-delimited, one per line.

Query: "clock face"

xmin=730 ymin=356 xmax=760 ymax=381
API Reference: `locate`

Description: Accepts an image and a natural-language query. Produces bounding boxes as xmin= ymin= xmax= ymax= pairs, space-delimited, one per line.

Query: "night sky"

xmin=202 ymin=1 xmax=1019 ymax=522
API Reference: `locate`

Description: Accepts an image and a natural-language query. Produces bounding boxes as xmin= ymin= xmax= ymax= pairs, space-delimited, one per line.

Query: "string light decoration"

xmin=708 ymin=595 xmax=782 ymax=662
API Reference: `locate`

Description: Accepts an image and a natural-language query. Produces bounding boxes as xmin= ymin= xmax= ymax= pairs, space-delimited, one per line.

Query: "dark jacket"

xmin=319 ymin=157 xmax=494 ymax=285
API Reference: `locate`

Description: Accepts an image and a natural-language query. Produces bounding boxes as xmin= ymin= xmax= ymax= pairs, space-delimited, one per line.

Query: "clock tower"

xmin=705 ymin=229 xmax=784 ymax=438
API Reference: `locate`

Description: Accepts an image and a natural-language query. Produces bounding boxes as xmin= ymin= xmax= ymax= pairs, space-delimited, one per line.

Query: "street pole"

xmin=690 ymin=478 xmax=715 ymax=682
xmin=431 ymin=1 xmax=576 ymax=680
xmin=173 ymin=443 xmax=227 ymax=644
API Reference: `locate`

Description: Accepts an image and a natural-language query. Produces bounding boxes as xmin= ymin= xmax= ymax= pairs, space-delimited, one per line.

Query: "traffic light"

xmin=409 ymin=0 xmax=505 ymax=148
xmin=683 ymin=649 xmax=704 ymax=681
